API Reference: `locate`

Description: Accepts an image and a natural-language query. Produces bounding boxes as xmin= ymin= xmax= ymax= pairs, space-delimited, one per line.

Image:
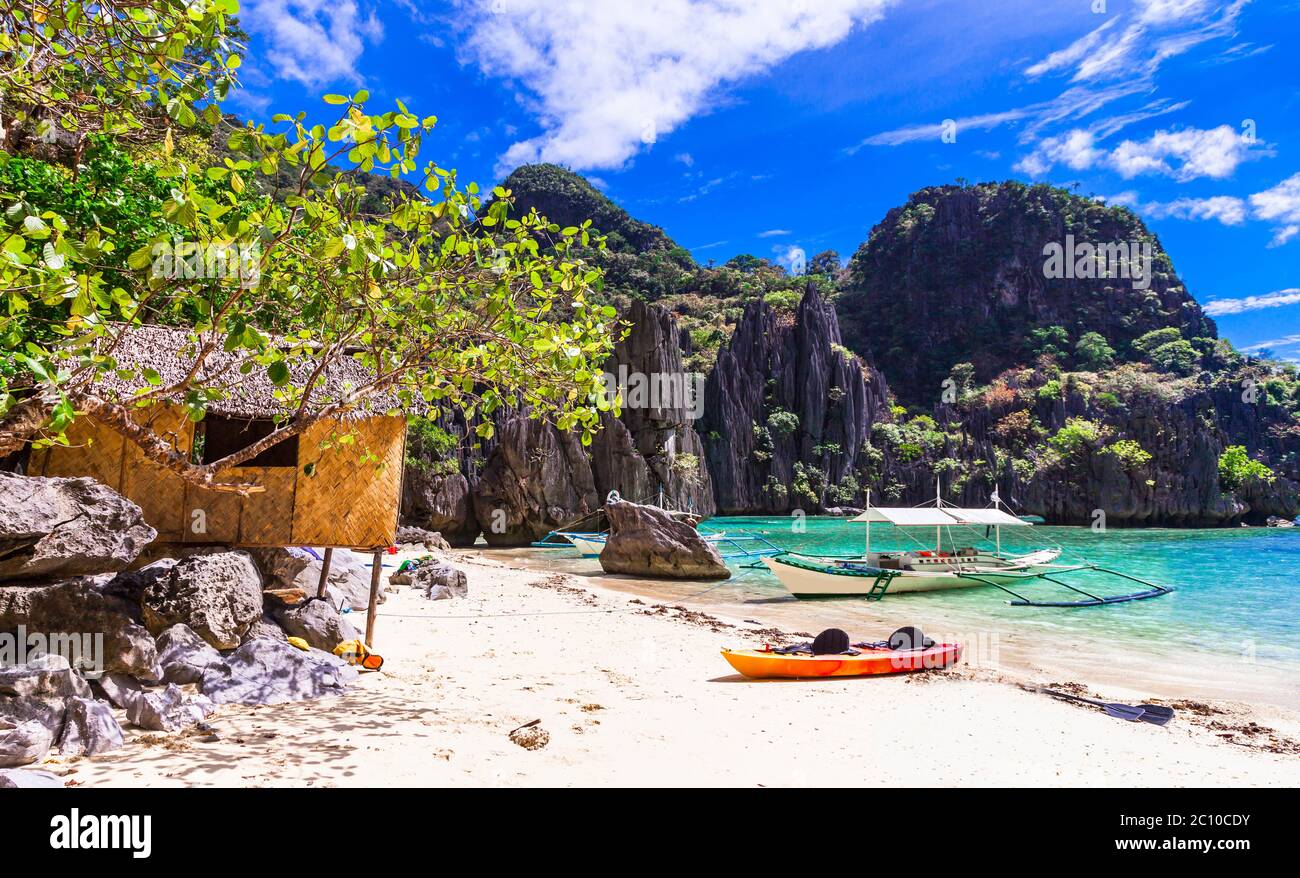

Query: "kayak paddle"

xmin=1041 ymin=689 xmax=1174 ymax=726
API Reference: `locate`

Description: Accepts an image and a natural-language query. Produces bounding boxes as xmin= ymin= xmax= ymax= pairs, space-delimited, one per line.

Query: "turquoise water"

xmin=705 ymin=516 xmax=1300 ymax=670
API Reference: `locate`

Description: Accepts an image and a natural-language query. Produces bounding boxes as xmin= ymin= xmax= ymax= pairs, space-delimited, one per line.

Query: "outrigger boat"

xmin=762 ymin=491 xmax=1174 ymax=607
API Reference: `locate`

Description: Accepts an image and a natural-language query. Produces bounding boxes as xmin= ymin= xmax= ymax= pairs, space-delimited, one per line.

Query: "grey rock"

xmin=701 ymin=284 xmax=887 ymax=514
xmin=125 ymin=684 xmax=214 ymax=732
xmin=141 ymin=551 xmax=264 ymax=649
xmin=91 ymin=673 xmax=144 ymax=710
xmin=0 ymin=767 xmax=63 ymax=788
xmin=250 ymin=548 xmax=381 ymax=612
xmin=0 ymin=654 xmax=91 ymax=699
xmin=57 ymin=697 xmax=124 ymax=757
xmin=0 ymin=578 xmax=160 ymax=678
xmin=401 ymin=471 xmax=480 ymax=546
xmin=395 ymin=525 xmax=451 ymax=551
xmin=472 ymin=417 xmax=601 ymax=546
xmin=0 ymin=695 xmax=66 ymax=735
xmin=0 ymin=717 xmax=53 ymax=766
xmin=155 ymin=623 xmax=225 ymax=685
xmin=269 ymin=599 xmax=359 ymax=651
xmin=412 ymin=561 xmax=468 ymax=600
xmin=0 ymin=473 xmax=157 ymax=582
xmin=599 ymin=499 xmax=730 ymax=580
xmin=201 ymin=639 xmax=357 ymax=706
xmin=243 ymin=614 xmax=288 ymax=643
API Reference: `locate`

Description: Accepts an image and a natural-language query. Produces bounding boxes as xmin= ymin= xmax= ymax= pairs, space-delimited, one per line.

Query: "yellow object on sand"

xmin=334 ymin=638 xmax=384 ymax=671
xmin=286 ymin=636 xmax=311 ymax=651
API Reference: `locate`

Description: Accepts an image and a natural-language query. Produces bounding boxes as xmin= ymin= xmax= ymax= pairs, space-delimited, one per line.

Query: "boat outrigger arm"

xmin=955 ymin=565 xmax=1175 ymax=607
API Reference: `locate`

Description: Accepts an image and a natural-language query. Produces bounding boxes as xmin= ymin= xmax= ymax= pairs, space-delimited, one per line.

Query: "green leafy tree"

xmin=1074 ymin=331 xmax=1115 ymax=371
xmin=1149 ymin=339 xmax=1200 ymax=375
xmin=0 ymin=7 xmax=619 ymax=490
xmin=1217 ymin=445 xmax=1276 ymax=491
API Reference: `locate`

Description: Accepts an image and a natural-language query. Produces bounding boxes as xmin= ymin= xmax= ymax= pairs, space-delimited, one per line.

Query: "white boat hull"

xmin=761 ymin=549 xmax=1062 ymax=597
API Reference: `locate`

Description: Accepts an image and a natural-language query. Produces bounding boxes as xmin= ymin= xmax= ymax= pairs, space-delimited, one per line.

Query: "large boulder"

xmin=0 ymin=767 xmax=63 ymax=788
xmin=0 ymin=695 xmax=67 ymax=733
xmin=249 ymin=548 xmax=381 ymax=612
xmin=57 ymin=697 xmax=124 ymax=757
xmin=599 ymin=500 xmax=730 ymax=580
xmin=0 ymin=717 xmax=53 ymax=767
xmin=0 ymin=473 xmax=157 ymax=581
xmin=125 ymin=684 xmax=214 ymax=732
xmin=200 ymin=639 xmax=357 ymax=706
xmin=0 ymin=654 xmax=91 ymax=699
xmin=401 ymin=471 xmax=480 ymax=546
xmin=141 ymin=552 xmax=263 ymax=649
xmin=269 ymin=599 xmax=359 ymax=651
xmin=0 ymin=578 xmax=160 ymax=679
xmin=155 ymin=623 xmax=225 ymax=685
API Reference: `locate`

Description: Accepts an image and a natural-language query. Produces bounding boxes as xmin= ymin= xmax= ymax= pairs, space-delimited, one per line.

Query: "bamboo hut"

xmin=28 ymin=326 xmax=409 ymax=550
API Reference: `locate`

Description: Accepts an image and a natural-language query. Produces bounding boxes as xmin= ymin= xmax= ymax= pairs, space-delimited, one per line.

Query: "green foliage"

xmin=1132 ymin=327 xmax=1183 ymax=355
xmin=1048 ymin=417 xmax=1109 ymax=458
xmin=405 ymin=418 xmax=460 ymax=475
xmin=1148 ymin=339 xmax=1200 ymax=375
xmin=0 ymin=1 xmax=241 ymax=150
xmin=791 ymin=462 xmax=825 ymax=505
xmin=766 ymin=408 xmax=800 ymax=436
xmin=1030 ymin=325 xmax=1070 ymax=358
xmin=1037 ymin=379 xmax=1063 ymax=401
xmin=0 ymin=8 xmax=620 ymax=469
xmin=1101 ymin=439 xmax=1152 ymax=470
xmin=1074 ymin=331 xmax=1115 ymax=371
xmin=1217 ymin=445 xmax=1276 ymax=491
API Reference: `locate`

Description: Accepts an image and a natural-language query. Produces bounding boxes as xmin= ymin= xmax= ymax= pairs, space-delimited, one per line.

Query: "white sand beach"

xmin=51 ymin=549 xmax=1300 ymax=788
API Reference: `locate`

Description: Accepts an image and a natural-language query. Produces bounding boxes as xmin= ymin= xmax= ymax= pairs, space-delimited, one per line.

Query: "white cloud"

xmin=1203 ymin=288 xmax=1300 ymax=316
xmin=244 ymin=0 xmax=384 ymax=87
xmin=454 ymin=0 xmax=894 ymax=173
xmin=1143 ymin=195 xmax=1249 ymax=225
xmin=1249 ymin=173 xmax=1300 ymax=246
xmin=674 ymin=153 xmax=695 ymax=168
xmin=853 ymin=81 xmax=1161 ymax=151
xmin=1241 ymin=334 xmax=1300 ymax=353
xmin=1025 ymin=0 xmax=1246 ymax=83
xmin=1016 ymin=124 xmax=1266 ymax=181
xmin=758 ymin=229 xmax=791 ymax=238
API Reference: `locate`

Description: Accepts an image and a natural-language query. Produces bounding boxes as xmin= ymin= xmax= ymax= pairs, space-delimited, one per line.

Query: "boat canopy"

xmin=849 ymin=506 xmax=1031 ymax=527
xmin=850 ymin=507 xmax=962 ymax=526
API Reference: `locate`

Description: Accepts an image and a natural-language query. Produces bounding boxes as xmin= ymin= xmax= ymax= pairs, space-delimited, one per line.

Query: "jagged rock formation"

xmin=588 ymin=298 xmax=715 ymax=516
xmin=472 ymin=416 xmax=601 ymax=546
xmin=401 ymin=471 xmax=480 ymax=547
xmin=701 ymin=284 xmax=889 ymax=513
xmin=839 ymin=182 xmax=1215 ymax=406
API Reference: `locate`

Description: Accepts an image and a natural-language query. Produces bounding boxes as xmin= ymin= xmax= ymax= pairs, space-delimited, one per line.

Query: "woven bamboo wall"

xmin=31 ymin=408 xmax=404 ymax=548
xmin=291 ymin=415 xmax=405 ymax=548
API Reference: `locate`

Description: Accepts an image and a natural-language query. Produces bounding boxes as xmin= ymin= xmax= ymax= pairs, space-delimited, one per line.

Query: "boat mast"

xmin=935 ymin=478 xmax=942 ymax=553
xmin=864 ymin=488 xmax=872 ymax=558
xmin=991 ymin=487 xmax=1002 ymax=557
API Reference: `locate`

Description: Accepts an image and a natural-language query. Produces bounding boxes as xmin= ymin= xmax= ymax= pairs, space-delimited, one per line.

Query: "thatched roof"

xmin=91 ymin=325 xmax=412 ymax=421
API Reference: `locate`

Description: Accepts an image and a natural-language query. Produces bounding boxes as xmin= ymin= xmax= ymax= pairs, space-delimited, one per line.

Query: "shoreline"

xmin=57 ymin=547 xmax=1300 ymax=788
xmin=493 ymin=545 xmax=1300 ymax=713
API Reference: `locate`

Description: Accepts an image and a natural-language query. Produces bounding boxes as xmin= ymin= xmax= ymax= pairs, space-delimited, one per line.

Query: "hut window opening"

xmin=195 ymin=417 xmax=299 ymax=468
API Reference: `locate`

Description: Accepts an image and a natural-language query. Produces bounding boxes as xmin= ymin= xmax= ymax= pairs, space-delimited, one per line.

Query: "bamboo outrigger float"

xmin=761 ymin=489 xmax=1175 ymax=607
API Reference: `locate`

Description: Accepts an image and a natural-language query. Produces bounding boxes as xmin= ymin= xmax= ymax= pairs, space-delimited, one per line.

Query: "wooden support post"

xmin=316 ymin=547 xmax=334 ymax=599
xmin=365 ymin=548 xmax=383 ymax=648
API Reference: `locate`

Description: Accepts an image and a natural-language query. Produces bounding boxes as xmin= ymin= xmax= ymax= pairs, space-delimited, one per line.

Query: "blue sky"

xmin=232 ymin=0 xmax=1300 ymax=359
